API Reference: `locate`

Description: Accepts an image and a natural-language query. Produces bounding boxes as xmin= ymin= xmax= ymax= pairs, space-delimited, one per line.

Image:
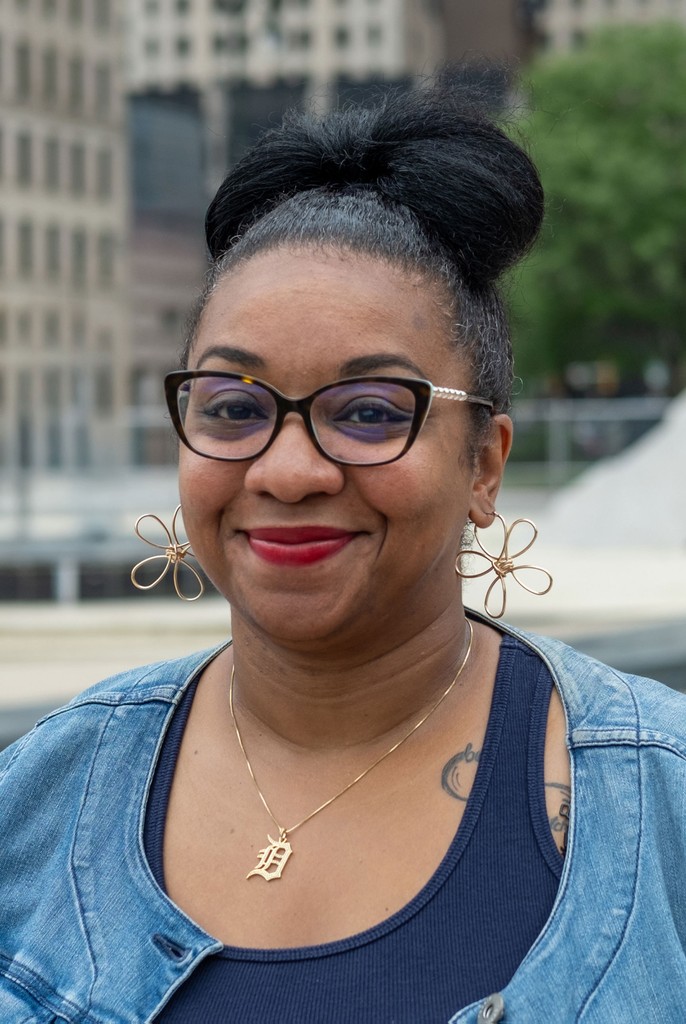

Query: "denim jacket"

xmin=1 ymin=618 xmax=685 ymax=1023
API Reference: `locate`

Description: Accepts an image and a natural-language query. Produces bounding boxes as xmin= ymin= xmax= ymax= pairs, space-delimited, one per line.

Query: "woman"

xmin=1 ymin=86 xmax=685 ymax=1023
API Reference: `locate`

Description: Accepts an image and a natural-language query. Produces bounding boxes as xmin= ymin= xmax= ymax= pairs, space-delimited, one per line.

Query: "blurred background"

xmin=1 ymin=0 xmax=685 ymax=745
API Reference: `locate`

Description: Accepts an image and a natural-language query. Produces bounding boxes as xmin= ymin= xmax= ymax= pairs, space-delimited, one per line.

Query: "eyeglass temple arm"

xmin=432 ymin=387 xmax=494 ymax=410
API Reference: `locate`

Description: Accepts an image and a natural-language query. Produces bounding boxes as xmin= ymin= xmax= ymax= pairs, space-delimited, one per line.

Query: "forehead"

xmin=191 ymin=247 xmax=463 ymax=386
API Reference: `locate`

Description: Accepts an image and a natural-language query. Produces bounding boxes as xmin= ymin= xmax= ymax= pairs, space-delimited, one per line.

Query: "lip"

xmin=245 ymin=526 xmax=357 ymax=566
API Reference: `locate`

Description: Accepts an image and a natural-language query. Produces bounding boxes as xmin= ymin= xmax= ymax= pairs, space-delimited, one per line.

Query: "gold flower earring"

xmin=131 ymin=505 xmax=205 ymax=601
xmin=455 ymin=511 xmax=553 ymax=619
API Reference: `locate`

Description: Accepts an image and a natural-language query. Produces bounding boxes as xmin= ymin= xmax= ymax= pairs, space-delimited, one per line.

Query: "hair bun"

xmin=206 ymin=86 xmax=543 ymax=288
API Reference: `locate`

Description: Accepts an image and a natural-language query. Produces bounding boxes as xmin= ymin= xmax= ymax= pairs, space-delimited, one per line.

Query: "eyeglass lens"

xmin=176 ymin=376 xmax=418 ymax=464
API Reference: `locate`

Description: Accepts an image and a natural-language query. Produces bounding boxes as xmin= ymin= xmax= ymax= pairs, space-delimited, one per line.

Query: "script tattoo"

xmin=546 ymin=781 xmax=571 ymax=855
xmin=441 ymin=742 xmax=481 ymax=802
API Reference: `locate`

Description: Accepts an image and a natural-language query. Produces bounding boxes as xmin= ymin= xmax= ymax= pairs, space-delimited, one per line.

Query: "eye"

xmin=335 ymin=397 xmax=412 ymax=426
xmin=194 ymin=385 xmax=271 ymax=423
xmin=205 ymin=390 xmax=269 ymax=421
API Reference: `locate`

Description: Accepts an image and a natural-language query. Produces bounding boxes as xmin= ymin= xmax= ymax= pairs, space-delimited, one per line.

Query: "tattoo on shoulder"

xmin=441 ymin=742 xmax=481 ymax=802
xmin=546 ymin=782 xmax=571 ymax=855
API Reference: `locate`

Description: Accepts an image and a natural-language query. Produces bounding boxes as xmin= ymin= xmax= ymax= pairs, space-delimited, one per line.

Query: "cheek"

xmin=178 ymin=452 xmax=243 ymax=527
xmin=363 ymin=448 xmax=470 ymax=540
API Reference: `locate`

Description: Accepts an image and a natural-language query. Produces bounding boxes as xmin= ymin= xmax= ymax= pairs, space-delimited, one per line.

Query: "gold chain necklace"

xmin=230 ymin=619 xmax=474 ymax=882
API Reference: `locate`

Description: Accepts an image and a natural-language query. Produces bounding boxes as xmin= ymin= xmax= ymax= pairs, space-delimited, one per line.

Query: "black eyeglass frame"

xmin=164 ymin=370 xmax=494 ymax=468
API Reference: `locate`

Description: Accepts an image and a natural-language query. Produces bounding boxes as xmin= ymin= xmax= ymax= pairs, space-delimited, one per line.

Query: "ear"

xmin=469 ymin=414 xmax=513 ymax=529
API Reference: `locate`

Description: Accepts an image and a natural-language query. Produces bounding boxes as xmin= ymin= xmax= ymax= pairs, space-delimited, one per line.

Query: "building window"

xmin=15 ymin=41 xmax=32 ymax=100
xmin=72 ymin=314 xmax=86 ymax=349
xmin=367 ymin=24 xmax=382 ymax=45
xmin=333 ymin=25 xmax=350 ymax=47
xmin=215 ymin=0 xmax=246 ymax=11
xmin=289 ymin=29 xmax=311 ymax=48
xmin=0 ymin=309 xmax=7 ymax=347
xmin=95 ymin=64 xmax=111 ymax=118
xmin=69 ymin=142 xmax=86 ymax=195
xmin=69 ymin=0 xmax=84 ymax=22
xmin=68 ymin=55 xmax=84 ymax=113
xmin=176 ymin=36 xmax=192 ymax=56
xmin=96 ymin=148 xmax=112 ymax=199
xmin=0 ymin=130 xmax=4 ymax=181
xmin=97 ymin=232 xmax=115 ymax=287
xmin=176 ymin=0 xmax=191 ymax=12
xmin=46 ymin=224 xmax=61 ymax=279
xmin=71 ymin=229 xmax=87 ymax=287
xmin=0 ymin=219 xmax=4 ymax=278
xmin=17 ymin=311 xmax=32 ymax=345
xmin=44 ymin=310 xmax=60 ymax=348
xmin=94 ymin=366 xmax=113 ymax=414
xmin=17 ymin=132 xmax=33 ymax=186
xmin=18 ymin=220 xmax=34 ymax=277
xmin=145 ymin=38 xmax=160 ymax=56
xmin=225 ymin=32 xmax=248 ymax=53
xmin=18 ymin=370 xmax=34 ymax=469
xmin=45 ymin=136 xmax=60 ymax=189
xmin=145 ymin=0 xmax=159 ymax=12
xmin=160 ymin=307 xmax=183 ymax=334
xmin=43 ymin=0 xmax=57 ymax=16
xmin=46 ymin=413 xmax=63 ymax=467
xmin=95 ymin=0 xmax=111 ymax=29
xmin=42 ymin=48 xmax=58 ymax=103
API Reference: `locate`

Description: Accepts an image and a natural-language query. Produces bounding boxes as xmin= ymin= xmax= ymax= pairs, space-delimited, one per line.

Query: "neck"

xmin=227 ymin=600 xmax=477 ymax=751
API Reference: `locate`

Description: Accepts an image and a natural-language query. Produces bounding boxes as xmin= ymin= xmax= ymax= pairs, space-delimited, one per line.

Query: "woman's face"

xmin=179 ymin=247 xmax=511 ymax=650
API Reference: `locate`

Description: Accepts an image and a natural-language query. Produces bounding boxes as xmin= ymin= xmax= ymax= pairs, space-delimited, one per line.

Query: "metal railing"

xmin=508 ymin=396 xmax=670 ymax=485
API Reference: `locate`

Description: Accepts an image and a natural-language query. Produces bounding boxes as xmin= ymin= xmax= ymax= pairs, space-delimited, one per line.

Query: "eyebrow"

xmin=196 ymin=346 xmax=266 ymax=370
xmin=196 ymin=347 xmax=426 ymax=379
xmin=338 ymin=354 xmax=426 ymax=377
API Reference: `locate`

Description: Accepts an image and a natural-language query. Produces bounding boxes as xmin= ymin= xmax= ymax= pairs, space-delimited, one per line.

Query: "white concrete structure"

xmin=0 ymin=0 xmax=131 ymax=475
xmin=537 ymin=389 xmax=686 ymax=549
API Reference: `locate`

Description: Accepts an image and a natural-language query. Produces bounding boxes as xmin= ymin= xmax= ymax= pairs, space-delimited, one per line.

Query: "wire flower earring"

xmin=131 ymin=505 xmax=205 ymax=601
xmin=455 ymin=511 xmax=553 ymax=619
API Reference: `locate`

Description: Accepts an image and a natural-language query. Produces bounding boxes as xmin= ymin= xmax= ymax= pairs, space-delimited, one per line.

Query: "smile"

xmin=245 ymin=527 xmax=357 ymax=566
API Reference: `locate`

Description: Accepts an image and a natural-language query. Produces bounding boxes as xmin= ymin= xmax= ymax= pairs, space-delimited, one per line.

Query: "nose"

xmin=243 ymin=413 xmax=345 ymax=502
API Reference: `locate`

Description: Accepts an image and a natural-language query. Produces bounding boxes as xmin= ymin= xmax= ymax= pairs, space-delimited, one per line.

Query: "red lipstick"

xmin=246 ymin=527 xmax=356 ymax=566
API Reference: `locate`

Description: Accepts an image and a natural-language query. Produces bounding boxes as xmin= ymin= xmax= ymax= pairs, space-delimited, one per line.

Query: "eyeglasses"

xmin=165 ymin=371 xmax=494 ymax=467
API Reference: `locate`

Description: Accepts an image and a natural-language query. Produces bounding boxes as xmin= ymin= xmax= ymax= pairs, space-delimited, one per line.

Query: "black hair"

xmin=184 ymin=82 xmax=543 ymax=425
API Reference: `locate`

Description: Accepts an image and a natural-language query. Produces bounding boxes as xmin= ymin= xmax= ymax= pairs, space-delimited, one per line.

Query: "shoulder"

xmin=493 ymin=618 xmax=686 ymax=757
xmin=0 ymin=644 xmax=228 ymax=778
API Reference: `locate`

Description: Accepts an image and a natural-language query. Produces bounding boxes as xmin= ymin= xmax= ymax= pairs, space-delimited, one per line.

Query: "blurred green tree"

xmin=511 ymin=24 xmax=686 ymax=394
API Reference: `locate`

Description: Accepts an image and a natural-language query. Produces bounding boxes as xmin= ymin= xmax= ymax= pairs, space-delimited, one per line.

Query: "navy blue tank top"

xmin=145 ymin=635 xmax=563 ymax=1022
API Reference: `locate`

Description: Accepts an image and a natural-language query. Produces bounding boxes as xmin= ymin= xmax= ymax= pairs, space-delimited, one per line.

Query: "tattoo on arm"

xmin=546 ymin=782 xmax=571 ymax=856
xmin=441 ymin=742 xmax=481 ymax=802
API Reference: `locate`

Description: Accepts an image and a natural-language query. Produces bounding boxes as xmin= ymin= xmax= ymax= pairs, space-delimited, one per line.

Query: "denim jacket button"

xmin=477 ymin=993 xmax=505 ymax=1022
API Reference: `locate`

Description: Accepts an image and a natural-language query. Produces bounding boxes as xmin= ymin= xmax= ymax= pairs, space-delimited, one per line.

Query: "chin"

xmin=230 ymin=589 xmax=371 ymax=650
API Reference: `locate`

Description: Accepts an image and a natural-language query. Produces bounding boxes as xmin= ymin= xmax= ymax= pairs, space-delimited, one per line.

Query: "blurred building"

xmin=442 ymin=0 xmax=536 ymax=63
xmin=125 ymin=0 xmax=443 ymax=95
xmin=124 ymin=0 xmax=445 ymax=183
xmin=128 ymin=89 xmax=207 ymax=466
xmin=122 ymin=0 xmax=447 ymax=472
xmin=0 ymin=0 xmax=131 ymax=477
xmin=531 ymin=0 xmax=683 ymax=51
